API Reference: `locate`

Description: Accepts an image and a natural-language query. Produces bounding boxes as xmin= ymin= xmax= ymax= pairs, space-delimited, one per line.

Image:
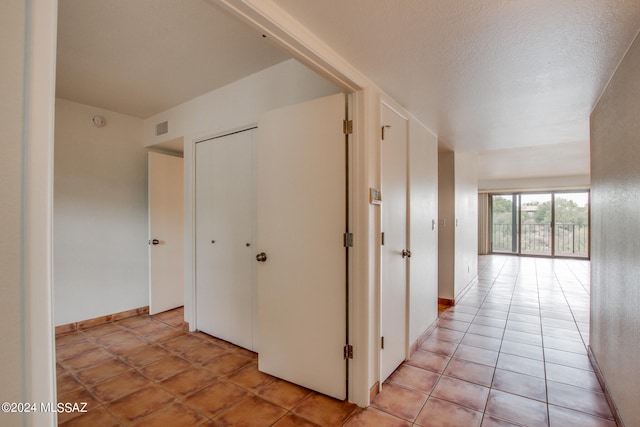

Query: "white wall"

xmin=408 ymin=118 xmax=439 ymax=345
xmin=54 ymin=99 xmax=149 ymax=325
xmin=438 ymin=150 xmax=478 ymax=301
xmin=143 ymin=58 xmax=342 ymax=328
xmin=590 ymin=30 xmax=640 ymax=427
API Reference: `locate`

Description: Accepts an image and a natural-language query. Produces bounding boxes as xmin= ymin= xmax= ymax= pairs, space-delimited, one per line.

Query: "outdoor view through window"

xmin=491 ymin=192 xmax=589 ymax=258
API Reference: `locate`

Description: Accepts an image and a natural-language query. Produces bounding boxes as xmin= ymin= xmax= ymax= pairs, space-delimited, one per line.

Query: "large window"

xmin=490 ymin=191 xmax=589 ymax=258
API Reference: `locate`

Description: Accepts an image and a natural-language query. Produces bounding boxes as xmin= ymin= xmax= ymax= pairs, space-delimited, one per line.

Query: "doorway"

xmin=41 ymin=0 xmax=373 ymax=410
xmin=148 ymin=151 xmax=185 ymax=315
xmin=490 ymin=191 xmax=590 ymax=258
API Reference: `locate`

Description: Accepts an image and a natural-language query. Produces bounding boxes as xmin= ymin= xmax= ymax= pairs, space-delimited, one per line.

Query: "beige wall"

xmin=54 ymin=99 xmax=148 ymax=325
xmin=590 ymin=30 xmax=640 ymax=427
xmin=0 ymin=2 xmax=27 ymax=423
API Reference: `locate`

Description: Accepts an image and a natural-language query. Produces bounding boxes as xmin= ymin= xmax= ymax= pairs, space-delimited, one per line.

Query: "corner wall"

xmin=54 ymin=99 xmax=149 ymax=325
xmin=590 ymin=30 xmax=640 ymax=427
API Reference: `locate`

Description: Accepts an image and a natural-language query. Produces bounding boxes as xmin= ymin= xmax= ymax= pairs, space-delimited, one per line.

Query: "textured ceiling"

xmin=56 ymin=0 xmax=640 ymax=180
xmin=56 ymin=0 xmax=289 ymax=118
xmin=272 ymin=0 xmax=640 ymax=178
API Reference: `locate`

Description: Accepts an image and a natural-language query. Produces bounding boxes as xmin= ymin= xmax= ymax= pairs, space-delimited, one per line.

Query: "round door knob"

xmin=256 ymin=252 xmax=267 ymax=262
xmin=152 ymin=239 xmax=160 ymax=245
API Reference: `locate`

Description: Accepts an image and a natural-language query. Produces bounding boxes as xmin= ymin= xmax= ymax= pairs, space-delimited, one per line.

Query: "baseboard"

xmin=409 ymin=320 xmax=438 ymax=358
xmin=587 ymin=346 xmax=624 ymax=427
xmin=369 ymin=381 xmax=380 ymax=402
xmin=438 ymin=298 xmax=455 ymax=306
xmin=55 ymin=306 xmax=149 ymax=336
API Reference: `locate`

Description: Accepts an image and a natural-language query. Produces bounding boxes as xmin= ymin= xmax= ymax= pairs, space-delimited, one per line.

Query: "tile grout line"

xmin=478 ymin=255 xmax=515 ymax=427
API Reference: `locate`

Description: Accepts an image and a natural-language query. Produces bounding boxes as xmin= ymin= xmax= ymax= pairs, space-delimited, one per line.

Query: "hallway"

xmin=55 ymin=255 xmax=614 ymax=426
xmin=365 ymin=255 xmax=613 ymax=426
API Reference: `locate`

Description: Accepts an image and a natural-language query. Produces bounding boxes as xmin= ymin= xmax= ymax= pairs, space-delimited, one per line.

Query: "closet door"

xmin=380 ymin=102 xmax=409 ymax=383
xmin=195 ymin=129 xmax=255 ymax=351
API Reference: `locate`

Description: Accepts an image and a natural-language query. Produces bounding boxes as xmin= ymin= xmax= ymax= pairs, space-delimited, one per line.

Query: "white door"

xmin=380 ymin=103 xmax=409 ymax=382
xmin=148 ymin=151 xmax=184 ymax=315
xmin=195 ymin=129 xmax=256 ymax=351
xmin=256 ymin=93 xmax=347 ymax=400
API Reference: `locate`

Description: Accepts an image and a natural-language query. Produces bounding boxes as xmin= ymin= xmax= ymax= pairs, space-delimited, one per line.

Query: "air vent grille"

xmin=155 ymin=121 xmax=168 ymax=136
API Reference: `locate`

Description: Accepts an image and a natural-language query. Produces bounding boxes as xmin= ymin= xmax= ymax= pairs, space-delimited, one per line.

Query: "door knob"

xmin=401 ymin=249 xmax=411 ymax=258
xmin=256 ymin=252 xmax=267 ymax=262
xmin=151 ymin=239 xmax=160 ymax=245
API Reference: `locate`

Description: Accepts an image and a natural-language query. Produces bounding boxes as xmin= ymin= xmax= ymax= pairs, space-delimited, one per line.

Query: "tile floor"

xmin=56 ymin=255 xmax=615 ymax=426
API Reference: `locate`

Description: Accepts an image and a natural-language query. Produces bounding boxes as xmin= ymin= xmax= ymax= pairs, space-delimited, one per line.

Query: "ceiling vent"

xmin=155 ymin=121 xmax=169 ymax=136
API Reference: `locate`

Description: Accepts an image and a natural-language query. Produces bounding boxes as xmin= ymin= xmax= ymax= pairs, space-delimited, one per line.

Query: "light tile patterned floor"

xmin=56 ymin=255 xmax=615 ymax=426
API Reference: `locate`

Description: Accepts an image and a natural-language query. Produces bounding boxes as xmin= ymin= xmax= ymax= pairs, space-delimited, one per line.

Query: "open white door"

xmin=380 ymin=103 xmax=409 ymax=382
xmin=256 ymin=93 xmax=347 ymax=400
xmin=148 ymin=151 xmax=184 ymax=315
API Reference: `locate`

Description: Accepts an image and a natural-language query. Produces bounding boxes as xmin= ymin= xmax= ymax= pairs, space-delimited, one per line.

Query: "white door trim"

xmin=24 ymin=1 xmax=58 ymax=425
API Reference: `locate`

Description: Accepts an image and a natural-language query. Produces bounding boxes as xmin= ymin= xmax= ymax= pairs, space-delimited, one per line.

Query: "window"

xmin=490 ymin=191 xmax=589 ymax=258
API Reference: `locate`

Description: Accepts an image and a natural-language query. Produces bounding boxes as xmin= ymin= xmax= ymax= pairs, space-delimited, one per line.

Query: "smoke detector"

xmin=91 ymin=115 xmax=106 ymax=128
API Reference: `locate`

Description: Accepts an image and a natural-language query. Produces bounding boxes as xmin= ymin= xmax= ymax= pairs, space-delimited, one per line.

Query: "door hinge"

xmin=381 ymin=232 xmax=385 ymax=246
xmin=343 ymin=119 xmax=353 ymax=135
xmin=344 ymin=232 xmax=354 ymax=247
xmin=381 ymin=336 xmax=385 ymax=349
xmin=344 ymin=344 xmax=354 ymax=359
